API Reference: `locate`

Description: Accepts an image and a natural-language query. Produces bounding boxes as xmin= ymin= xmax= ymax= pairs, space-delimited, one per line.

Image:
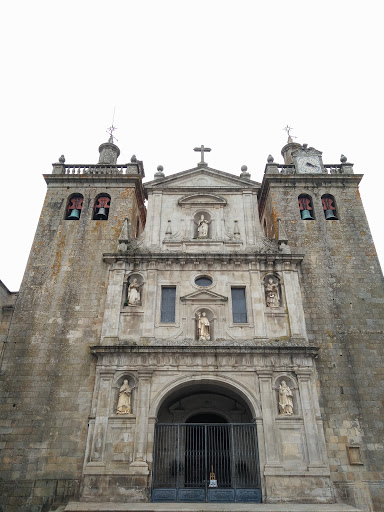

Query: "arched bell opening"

xmin=321 ymin=194 xmax=338 ymax=220
xmin=93 ymin=193 xmax=111 ymax=220
xmin=152 ymin=381 xmax=261 ymax=503
xmin=298 ymin=193 xmax=315 ymax=220
xmin=65 ymin=193 xmax=83 ymax=220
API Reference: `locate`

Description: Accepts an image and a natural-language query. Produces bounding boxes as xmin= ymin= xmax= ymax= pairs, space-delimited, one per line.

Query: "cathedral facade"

xmin=0 ymin=136 xmax=383 ymax=511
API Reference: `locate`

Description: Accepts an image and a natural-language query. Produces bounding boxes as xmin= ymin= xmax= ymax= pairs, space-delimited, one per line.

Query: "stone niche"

xmin=263 ymin=273 xmax=289 ymax=339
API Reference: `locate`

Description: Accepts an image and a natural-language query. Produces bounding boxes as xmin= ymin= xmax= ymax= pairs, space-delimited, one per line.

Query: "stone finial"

xmin=277 ymin=218 xmax=288 ymax=244
xmin=233 ymin=220 xmax=240 ymax=238
xmin=302 ymin=143 xmax=308 ymax=149
xmin=277 ymin=218 xmax=291 ymax=253
xmin=267 ymin=155 xmax=274 ymax=163
xmin=240 ymin=165 xmax=251 ymax=179
xmin=131 ymin=155 xmax=137 ymax=163
xmin=117 ymin=218 xmax=132 ymax=251
xmin=154 ymin=165 xmax=165 ymax=179
xmin=59 ymin=155 xmax=65 ymax=164
xmin=340 ymin=154 xmax=347 ymax=163
xmin=165 ymin=220 xmax=172 ymax=236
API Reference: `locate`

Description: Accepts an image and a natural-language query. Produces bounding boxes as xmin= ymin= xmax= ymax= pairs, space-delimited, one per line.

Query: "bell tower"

xmin=258 ymin=138 xmax=384 ymax=507
xmin=0 ymin=135 xmax=146 ymax=507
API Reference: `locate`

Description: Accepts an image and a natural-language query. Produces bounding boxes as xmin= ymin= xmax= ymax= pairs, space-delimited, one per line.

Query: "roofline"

xmin=145 ymin=165 xmax=261 ymax=189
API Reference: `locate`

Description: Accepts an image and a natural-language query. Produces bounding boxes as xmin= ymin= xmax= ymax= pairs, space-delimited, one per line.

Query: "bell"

xmin=324 ymin=209 xmax=337 ymax=220
xmin=95 ymin=207 xmax=108 ymax=220
xmin=301 ymin=209 xmax=314 ymax=220
xmin=67 ymin=209 xmax=80 ymax=220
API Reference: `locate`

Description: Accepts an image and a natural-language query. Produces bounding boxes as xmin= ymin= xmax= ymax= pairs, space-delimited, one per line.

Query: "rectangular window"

xmin=161 ymin=286 xmax=176 ymax=323
xmin=231 ymin=287 xmax=247 ymax=323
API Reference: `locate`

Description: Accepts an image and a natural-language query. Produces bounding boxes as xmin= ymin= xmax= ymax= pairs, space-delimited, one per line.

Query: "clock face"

xmin=296 ymin=156 xmax=322 ymax=174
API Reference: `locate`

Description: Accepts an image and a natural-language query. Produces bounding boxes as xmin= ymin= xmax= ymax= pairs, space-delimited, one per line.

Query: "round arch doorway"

xmin=152 ymin=382 xmax=261 ymax=504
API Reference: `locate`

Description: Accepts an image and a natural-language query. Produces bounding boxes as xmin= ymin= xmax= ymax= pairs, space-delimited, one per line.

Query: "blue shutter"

xmin=161 ymin=287 xmax=176 ymax=323
xmin=231 ymin=288 xmax=247 ymax=323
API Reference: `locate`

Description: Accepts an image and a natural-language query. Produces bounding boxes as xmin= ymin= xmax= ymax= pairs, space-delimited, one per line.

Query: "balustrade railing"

xmin=267 ymin=163 xmax=349 ymax=175
xmin=52 ymin=163 xmax=143 ymax=175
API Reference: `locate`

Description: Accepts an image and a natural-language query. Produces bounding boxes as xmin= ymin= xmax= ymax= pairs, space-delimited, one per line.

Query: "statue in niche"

xmin=278 ymin=381 xmax=294 ymax=416
xmin=116 ymin=379 xmax=135 ymax=414
xmin=197 ymin=214 xmax=209 ymax=239
xmin=264 ymin=277 xmax=281 ymax=308
xmin=197 ymin=312 xmax=210 ymax=341
xmin=127 ymin=278 xmax=141 ymax=306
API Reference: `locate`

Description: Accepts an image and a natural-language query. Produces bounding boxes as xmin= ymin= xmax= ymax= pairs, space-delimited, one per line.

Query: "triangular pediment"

xmin=180 ymin=289 xmax=228 ymax=303
xmin=145 ymin=166 xmax=260 ymax=191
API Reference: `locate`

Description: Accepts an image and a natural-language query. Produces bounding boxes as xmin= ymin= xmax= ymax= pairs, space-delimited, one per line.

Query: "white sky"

xmin=1 ymin=1 xmax=383 ymax=291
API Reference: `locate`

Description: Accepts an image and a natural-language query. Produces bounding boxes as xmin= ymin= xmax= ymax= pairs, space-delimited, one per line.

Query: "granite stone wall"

xmin=259 ymin=173 xmax=384 ymax=511
xmin=0 ymin=174 xmax=145 ymax=512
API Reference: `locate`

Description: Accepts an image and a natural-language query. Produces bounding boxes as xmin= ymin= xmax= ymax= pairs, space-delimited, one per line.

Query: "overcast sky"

xmin=1 ymin=1 xmax=383 ymax=291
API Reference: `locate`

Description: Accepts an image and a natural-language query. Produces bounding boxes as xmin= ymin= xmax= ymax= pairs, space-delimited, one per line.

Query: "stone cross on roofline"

xmin=194 ymin=145 xmax=211 ymax=167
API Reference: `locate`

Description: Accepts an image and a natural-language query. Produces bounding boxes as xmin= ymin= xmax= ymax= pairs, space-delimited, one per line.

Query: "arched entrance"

xmin=152 ymin=382 xmax=261 ymax=503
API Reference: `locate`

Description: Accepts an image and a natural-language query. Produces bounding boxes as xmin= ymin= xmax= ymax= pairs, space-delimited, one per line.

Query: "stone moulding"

xmin=90 ymin=344 xmax=319 ymax=361
xmin=103 ymin=251 xmax=305 ymax=265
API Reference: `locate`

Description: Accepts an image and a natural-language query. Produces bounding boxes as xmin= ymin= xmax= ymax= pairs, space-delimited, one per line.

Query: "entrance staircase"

xmin=63 ymin=503 xmax=362 ymax=512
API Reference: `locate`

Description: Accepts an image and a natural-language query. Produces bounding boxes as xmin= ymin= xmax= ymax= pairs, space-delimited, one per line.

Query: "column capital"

xmin=257 ymin=369 xmax=274 ymax=378
xmin=296 ymin=369 xmax=313 ymax=379
xmin=98 ymin=369 xmax=115 ymax=378
xmin=138 ymin=370 xmax=153 ymax=379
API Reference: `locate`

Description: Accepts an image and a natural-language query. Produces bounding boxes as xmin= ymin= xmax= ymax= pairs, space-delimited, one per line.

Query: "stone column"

xmin=89 ymin=370 xmax=114 ymax=466
xmin=242 ymin=191 xmax=255 ymax=246
xmin=142 ymin=267 xmax=156 ymax=338
xmin=250 ymin=271 xmax=267 ymax=338
xmin=101 ymin=263 xmax=125 ymax=342
xmin=297 ymin=370 xmax=323 ymax=467
xmin=129 ymin=370 xmax=153 ymax=475
xmin=252 ymin=193 xmax=265 ymax=240
xmin=282 ymin=270 xmax=306 ymax=337
xmin=151 ymin=191 xmax=163 ymax=246
xmin=258 ymin=370 xmax=280 ymax=467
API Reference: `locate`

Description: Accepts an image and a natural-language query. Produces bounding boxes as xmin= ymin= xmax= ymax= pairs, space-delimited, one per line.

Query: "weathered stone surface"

xmin=1 ymin=141 xmax=383 ymax=512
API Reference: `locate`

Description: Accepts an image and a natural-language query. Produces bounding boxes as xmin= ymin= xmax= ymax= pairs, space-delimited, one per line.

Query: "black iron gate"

xmin=152 ymin=423 xmax=261 ymax=503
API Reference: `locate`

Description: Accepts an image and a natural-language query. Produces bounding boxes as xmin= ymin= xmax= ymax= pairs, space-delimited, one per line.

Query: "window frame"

xmin=160 ymin=285 xmax=177 ymax=324
xmin=230 ymin=286 xmax=249 ymax=325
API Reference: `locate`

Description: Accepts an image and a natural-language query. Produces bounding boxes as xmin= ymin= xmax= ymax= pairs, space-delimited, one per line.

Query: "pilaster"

xmin=297 ymin=369 xmax=323 ymax=468
xmin=129 ymin=370 xmax=153 ymax=475
xmin=89 ymin=370 xmax=114 ymax=466
xmin=258 ymin=370 xmax=280 ymax=467
xmin=101 ymin=263 xmax=125 ymax=340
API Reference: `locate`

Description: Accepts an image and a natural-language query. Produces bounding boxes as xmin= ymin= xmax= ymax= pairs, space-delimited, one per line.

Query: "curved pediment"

xmin=178 ymin=193 xmax=227 ymax=206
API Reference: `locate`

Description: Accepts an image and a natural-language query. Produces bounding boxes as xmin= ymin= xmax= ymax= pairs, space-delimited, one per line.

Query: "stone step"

xmin=64 ymin=502 xmax=362 ymax=512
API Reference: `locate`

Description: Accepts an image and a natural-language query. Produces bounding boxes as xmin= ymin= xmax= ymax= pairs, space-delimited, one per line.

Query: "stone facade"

xmin=0 ymin=138 xmax=383 ymax=511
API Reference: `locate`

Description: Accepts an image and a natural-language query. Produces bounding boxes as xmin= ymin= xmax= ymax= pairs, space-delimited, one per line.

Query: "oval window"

xmin=195 ymin=276 xmax=213 ymax=287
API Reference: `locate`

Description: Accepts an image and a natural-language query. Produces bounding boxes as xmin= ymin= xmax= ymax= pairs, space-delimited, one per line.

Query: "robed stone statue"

xmin=278 ymin=380 xmax=294 ymax=415
xmin=116 ymin=379 xmax=135 ymax=414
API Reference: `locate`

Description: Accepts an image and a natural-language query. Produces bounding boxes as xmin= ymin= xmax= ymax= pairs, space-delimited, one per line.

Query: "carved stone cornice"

xmin=103 ymin=251 xmax=304 ymax=266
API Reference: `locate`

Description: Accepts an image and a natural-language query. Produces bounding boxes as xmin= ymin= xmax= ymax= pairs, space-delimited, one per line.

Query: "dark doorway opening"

xmin=186 ymin=413 xmax=227 ymax=423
